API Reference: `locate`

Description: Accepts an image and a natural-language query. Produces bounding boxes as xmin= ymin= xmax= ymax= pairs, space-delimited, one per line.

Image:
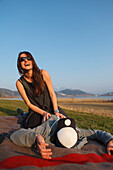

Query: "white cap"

xmin=57 ymin=127 xmax=78 ymax=148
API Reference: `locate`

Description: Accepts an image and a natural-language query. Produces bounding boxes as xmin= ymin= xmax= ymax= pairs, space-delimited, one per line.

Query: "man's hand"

xmin=36 ymin=134 xmax=52 ymax=159
xmin=42 ymin=112 xmax=51 ymax=123
xmin=55 ymin=112 xmax=66 ymax=118
xmin=107 ymin=139 xmax=113 ymax=155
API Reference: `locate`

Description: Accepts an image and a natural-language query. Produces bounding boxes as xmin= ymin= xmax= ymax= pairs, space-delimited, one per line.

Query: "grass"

xmin=0 ymin=99 xmax=113 ymax=134
xmin=0 ymin=99 xmax=28 ymax=116
xmin=57 ymin=98 xmax=113 ymax=117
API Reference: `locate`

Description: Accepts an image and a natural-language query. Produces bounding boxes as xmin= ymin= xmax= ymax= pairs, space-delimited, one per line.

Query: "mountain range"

xmin=0 ymin=88 xmax=113 ymax=98
xmin=0 ymin=88 xmax=20 ymax=98
xmin=55 ymin=89 xmax=94 ymax=97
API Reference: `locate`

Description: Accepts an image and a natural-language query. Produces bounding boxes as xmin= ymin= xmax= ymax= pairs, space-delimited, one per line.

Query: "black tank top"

xmin=19 ymin=74 xmax=54 ymax=113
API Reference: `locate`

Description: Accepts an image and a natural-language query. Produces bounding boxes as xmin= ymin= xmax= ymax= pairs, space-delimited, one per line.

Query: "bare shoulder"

xmin=42 ymin=70 xmax=50 ymax=78
xmin=16 ymin=79 xmax=23 ymax=88
xmin=42 ymin=69 xmax=49 ymax=75
xmin=16 ymin=79 xmax=20 ymax=86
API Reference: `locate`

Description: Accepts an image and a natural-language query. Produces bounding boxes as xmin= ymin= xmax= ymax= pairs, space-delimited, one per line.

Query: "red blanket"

xmin=0 ymin=116 xmax=113 ymax=170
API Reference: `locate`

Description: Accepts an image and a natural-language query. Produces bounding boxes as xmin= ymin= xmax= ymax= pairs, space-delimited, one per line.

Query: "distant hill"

xmin=101 ymin=92 xmax=113 ymax=96
xmin=0 ymin=88 xmax=20 ymax=98
xmin=55 ymin=89 xmax=95 ymax=97
xmin=0 ymin=87 xmax=113 ymax=98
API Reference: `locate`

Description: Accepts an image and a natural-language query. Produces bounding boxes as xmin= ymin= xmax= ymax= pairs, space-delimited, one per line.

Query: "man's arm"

xmin=36 ymin=134 xmax=52 ymax=159
xmin=88 ymin=130 xmax=113 ymax=147
xmin=79 ymin=128 xmax=113 ymax=155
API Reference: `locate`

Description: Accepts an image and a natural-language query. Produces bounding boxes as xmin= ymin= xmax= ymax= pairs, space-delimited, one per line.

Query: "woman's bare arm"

xmin=16 ymin=80 xmax=51 ymax=121
xmin=42 ymin=70 xmax=65 ymax=118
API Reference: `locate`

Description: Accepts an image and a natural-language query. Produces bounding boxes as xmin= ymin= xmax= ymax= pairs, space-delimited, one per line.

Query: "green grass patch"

xmin=0 ymin=99 xmax=112 ymax=135
xmin=0 ymin=99 xmax=28 ymax=116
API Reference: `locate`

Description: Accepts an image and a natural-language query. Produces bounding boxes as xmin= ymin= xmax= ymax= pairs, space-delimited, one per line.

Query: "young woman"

xmin=16 ymin=51 xmax=67 ymax=128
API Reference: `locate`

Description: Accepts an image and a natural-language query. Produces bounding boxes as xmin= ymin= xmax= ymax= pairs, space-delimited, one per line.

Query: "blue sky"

xmin=0 ymin=0 xmax=113 ymax=94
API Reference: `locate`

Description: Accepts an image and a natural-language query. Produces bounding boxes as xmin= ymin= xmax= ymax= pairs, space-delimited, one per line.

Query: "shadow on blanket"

xmin=0 ymin=116 xmax=113 ymax=170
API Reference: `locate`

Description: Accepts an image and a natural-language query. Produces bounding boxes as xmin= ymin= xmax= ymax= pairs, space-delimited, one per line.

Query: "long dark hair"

xmin=17 ymin=51 xmax=45 ymax=96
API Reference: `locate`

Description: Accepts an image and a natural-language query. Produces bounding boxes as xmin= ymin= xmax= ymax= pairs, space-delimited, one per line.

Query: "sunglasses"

xmin=19 ymin=56 xmax=32 ymax=62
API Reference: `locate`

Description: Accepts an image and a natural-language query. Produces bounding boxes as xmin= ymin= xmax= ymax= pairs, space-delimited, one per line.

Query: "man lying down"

xmin=10 ymin=115 xmax=113 ymax=159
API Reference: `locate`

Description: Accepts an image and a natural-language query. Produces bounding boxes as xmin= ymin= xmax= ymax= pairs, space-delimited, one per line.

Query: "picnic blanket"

xmin=0 ymin=116 xmax=113 ymax=170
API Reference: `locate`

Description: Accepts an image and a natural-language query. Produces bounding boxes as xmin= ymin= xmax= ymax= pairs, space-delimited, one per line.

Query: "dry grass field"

xmin=57 ymin=98 xmax=113 ymax=117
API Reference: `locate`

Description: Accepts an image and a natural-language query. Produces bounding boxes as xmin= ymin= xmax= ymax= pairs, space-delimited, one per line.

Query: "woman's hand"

xmin=107 ymin=139 xmax=113 ymax=155
xmin=36 ymin=134 xmax=52 ymax=159
xmin=55 ymin=112 xmax=66 ymax=118
xmin=42 ymin=112 xmax=51 ymax=123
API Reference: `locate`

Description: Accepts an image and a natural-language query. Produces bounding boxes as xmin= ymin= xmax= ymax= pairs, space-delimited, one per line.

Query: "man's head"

xmin=55 ymin=118 xmax=78 ymax=148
